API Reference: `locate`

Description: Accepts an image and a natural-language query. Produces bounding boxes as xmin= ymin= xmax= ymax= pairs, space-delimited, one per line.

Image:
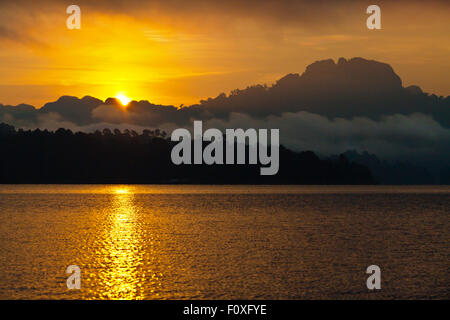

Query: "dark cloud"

xmin=2 ymin=0 xmax=449 ymax=33
xmin=0 ymin=26 xmax=19 ymax=40
xmin=0 ymin=25 xmax=43 ymax=45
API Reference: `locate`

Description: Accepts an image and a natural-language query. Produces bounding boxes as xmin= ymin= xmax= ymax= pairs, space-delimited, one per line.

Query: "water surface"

xmin=0 ymin=185 xmax=448 ymax=299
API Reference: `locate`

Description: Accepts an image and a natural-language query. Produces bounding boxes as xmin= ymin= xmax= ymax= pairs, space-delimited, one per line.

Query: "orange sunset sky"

xmin=0 ymin=0 xmax=449 ymax=107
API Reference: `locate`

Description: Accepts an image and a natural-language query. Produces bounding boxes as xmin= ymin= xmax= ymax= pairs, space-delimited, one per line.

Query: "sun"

xmin=115 ymin=93 xmax=131 ymax=106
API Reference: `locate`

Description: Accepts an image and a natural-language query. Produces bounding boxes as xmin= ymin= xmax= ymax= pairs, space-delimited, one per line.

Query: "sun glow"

xmin=115 ymin=188 xmax=130 ymax=194
xmin=116 ymin=93 xmax=131 ymax=106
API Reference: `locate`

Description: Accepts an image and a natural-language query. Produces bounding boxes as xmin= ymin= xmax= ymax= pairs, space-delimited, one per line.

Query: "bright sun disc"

xmin=116 ymin=93 xmax=131 ymax=106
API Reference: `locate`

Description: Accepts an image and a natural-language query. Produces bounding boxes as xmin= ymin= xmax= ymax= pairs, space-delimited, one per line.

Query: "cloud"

xmin=200 ymin=111 xmax=450 ymax=160
xmin=92 ymin=104 xmax=128 ymax=123
xmin=0 ymin=25 xmax=43 ymax=45
xmin=4 ymin=104 xmax=448 ymax=162
xmin=3 ymin=0 xmax=449 ymax=36
xmin=0 ymin=109 xmax=179 ymax=136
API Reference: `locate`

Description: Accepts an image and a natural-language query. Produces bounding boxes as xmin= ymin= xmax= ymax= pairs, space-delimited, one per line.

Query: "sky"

xmin=0 ymin=0 xmax=449 ymax=107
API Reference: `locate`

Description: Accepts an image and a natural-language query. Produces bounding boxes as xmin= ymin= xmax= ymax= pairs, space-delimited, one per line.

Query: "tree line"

xmin=0 ymin=123 xmax=375 ymax=184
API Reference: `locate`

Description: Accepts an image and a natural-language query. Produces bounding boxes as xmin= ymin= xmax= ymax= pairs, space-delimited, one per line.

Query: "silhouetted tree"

xmin=0 ymin=123 xmax=375 ymax=184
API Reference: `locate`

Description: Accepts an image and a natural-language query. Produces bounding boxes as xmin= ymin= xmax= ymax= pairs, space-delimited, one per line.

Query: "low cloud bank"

xmin=2 ymin=107 xmax=448 ymax=163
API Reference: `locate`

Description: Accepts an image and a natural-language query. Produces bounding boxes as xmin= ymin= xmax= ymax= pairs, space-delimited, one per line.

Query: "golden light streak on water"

xmin=93 ymin=188 xmax=146 ymax=299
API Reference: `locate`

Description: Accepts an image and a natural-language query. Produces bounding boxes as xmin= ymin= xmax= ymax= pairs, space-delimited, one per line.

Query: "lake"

xmin=0 ymin=185 xmax=448 ymax=299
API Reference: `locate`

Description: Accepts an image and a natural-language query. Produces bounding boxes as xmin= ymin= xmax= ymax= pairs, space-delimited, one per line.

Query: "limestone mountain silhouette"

xmin=40 ymin=95 xmax=103 ymax=125
xmin=197 ymin=57 xmax=449 ymax=127
xmin=0 ymin=57 xmax=449 ymax=128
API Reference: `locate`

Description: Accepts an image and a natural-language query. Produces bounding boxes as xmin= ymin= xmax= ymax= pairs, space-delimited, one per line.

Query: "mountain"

xmin=1 ymin=57 xmax=448 ymax=128
xmin=197 ymin=57 xmax=449 ymax=127
xmin=40 ymin=95 xmax=103 ymax=125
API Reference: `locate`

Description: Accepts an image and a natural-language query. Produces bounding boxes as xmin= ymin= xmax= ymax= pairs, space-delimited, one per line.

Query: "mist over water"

xmin=0 ymin=185 xmax=448 ymax=299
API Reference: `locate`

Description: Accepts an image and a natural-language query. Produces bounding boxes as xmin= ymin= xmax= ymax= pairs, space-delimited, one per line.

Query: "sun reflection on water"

xmin=97 ymin=189 xmax=146 ymax=299
xmin=81 ymin=186 xmax=167 ymax=299
xmin=114 ymin=188 xmax=130 ymax=194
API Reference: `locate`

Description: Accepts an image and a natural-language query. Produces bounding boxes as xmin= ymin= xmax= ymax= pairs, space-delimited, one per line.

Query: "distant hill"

xmin=1 ymin=57 xmax=448 ymax=128
xmin=197 ymin=57 xmax=449 ymax=127
xmin=337 ymin=150 xmax=436 ymax=185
